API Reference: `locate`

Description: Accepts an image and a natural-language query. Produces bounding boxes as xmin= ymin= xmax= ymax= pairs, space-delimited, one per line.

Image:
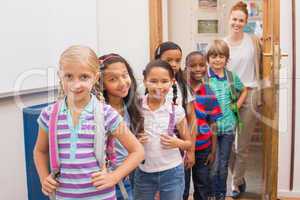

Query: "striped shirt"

xmin=207 ymin=68 xmax=244 ymax=133
xmin=194 ymin=84 xmax=223 ymax=151
xmin=37 ymin=95 xmax=122 ymax=200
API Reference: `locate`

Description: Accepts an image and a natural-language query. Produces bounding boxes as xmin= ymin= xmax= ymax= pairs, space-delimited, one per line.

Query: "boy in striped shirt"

xmin=183 ymin=51 xmax=223 ymax=200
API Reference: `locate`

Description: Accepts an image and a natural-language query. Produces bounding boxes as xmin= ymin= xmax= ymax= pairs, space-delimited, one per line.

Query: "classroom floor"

xmin=188 ymin=144 xmax=263 ymax=200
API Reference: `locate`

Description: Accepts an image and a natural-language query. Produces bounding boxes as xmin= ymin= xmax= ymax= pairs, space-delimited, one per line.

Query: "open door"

xmin=149 ymin=0 xmax=286 ymax=199
xmin=261 ymin=0 xmax=287 ymax=199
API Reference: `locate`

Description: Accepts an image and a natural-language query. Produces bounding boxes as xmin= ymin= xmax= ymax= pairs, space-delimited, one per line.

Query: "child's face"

xmin=144 ymin=67 xmax=172 ymax=101
xmin=187 ymin=54 xmax=207 ymax=81
xmin=59 ymin=63 xmax=99 ymax=103
xmin=229 ymin=10 xmax=247 ymax=34
xmin=208 ymin=54 xmax=227 ymax=71
xmin=103 ymin=62 xmax=132 ymax=99
xmin=160 ymin=49 xmax=182 ymax=73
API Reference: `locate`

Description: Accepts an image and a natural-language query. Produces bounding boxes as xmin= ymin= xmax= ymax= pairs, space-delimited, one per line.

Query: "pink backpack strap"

xmin=106 ymin=136 xmax=116 ymax=168
xmin=49 ymin=101 xmax=61 ymax=174
xmin=167 ymin=104 xmax=176 ymax=136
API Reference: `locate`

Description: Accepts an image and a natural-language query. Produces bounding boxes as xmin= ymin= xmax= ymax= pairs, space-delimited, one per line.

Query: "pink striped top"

xmin=37 ymin=95 xmax=122 ymax=200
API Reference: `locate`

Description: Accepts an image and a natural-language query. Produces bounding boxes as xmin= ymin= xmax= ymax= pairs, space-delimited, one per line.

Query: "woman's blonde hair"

xmin=58 ymin=45 xmax=103 ymax=100
xmin=207 ymin=40 xmax=230 ymax=63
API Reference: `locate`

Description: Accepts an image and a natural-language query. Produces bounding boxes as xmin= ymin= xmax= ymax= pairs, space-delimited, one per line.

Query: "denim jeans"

xmin=134 ymin=164 xmax=185 ymax=200
xmin=183 ymin=148 xmax=212 ymax=200
xmin=211 ymin=132 xmax=235 ymax=198
xmin=116 ymin=177 xmax=133 ymax=200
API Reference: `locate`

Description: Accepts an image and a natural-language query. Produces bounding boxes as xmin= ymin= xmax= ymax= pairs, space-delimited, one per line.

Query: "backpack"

xmin=167 ymin=103 xmax=176 ymax=136
xmin=48 ymin=99 xmax=128 ymax=200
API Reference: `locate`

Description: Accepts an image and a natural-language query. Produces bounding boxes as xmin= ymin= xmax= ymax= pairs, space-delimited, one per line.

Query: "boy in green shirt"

xmin=205 ymin=40 xmax=248 ymax=200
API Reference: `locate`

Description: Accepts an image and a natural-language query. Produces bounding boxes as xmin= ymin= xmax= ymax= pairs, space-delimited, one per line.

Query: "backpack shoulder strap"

xmin=94 ymin=100 xmax=129 ymax=199
xmin=167 ymin=103 xmax=176 ymax=136
xmin=94 ymin=99 xmax=107 ymax=167
xmin=49 ymin=101 xmax=61 ymax=173
xmin=225 ymin=69 xmax=238 ymax=102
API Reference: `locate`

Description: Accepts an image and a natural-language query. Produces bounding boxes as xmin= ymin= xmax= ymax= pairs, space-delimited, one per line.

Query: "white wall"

xmin=278 ymin=0 xmax=293 ymax=194
xmin=97 ymin=0 xmax=149 ymax=83
xmin=167 ymin=0 xmax=237 ymax=59
xmin=0 ymin=1 xmax=150 ymax=199
xmin=292 ymin=0 xmax=300 ymax=193
xmin=278 ymin=0 xmax=300 ymax=197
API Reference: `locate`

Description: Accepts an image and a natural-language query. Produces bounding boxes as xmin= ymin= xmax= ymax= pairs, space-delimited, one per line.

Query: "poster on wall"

xmin=198 ymin=19 xmax=218 ymax=34
xmin=246 ymin=0 xmax=263 ymax=18
xmin=198 ymin=0 xmax=217 ymax=10
xmin=196 ymin=42 xmax=208 ymax=53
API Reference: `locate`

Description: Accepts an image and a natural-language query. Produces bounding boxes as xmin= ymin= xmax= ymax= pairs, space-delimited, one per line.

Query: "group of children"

xmin=33 ymin=39 xmax=247 ymax=200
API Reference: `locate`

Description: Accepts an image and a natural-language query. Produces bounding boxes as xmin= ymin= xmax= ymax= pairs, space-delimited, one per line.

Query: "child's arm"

xmin=233 ymin=73 xmax=248 ymax=109
xmin=33 ymin=128 xmax=59 ymax=196
xmin=205 ymin=123 xmax=217 ymax=166
xmin=237 ymin=87 xmax=248 ymax=109
xmin=92 ymin=122 xmax=144 ymax=191
xmin=160 ymin=117 xmax=192 ymax=151
xmin=184 ymin=102 xmax=196 ymax=168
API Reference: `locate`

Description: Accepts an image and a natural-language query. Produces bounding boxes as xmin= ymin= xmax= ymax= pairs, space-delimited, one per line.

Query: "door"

xmin=261 ymin=0 xmax=286 ymax=199
xmin=149 ymin=0 xmax=284 ymax=199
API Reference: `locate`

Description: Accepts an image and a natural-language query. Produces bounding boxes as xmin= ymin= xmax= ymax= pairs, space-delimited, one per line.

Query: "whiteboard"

xmin=0 ymin=0 xmax=98 ymax=97
xmin=97 ymin=0 xmax=150 ymax=84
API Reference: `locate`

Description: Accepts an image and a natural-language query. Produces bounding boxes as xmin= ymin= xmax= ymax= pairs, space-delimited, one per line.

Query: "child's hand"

xmin=160 ymin=134 xmax=182 ymax=149
xmin=184 ymin=151 xmax=195 ymax=169
xmin=41 ymin=174 xmax=59 ymax=196
xmin=91 ymin=164 xmax=119 ymax=191
xmin=137 ymin=133 xmax=149 ymax=144
xmin=205 ymin=152 xmax=215 ymax=166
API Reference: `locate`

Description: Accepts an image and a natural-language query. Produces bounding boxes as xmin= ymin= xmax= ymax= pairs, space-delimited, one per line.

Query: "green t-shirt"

xmin=207 ymin=68 xmax=244 ymax=134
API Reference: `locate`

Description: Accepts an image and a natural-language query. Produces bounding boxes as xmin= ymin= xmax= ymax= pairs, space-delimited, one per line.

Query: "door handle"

xmin=263 ymin=51 xmax=288 ymax=58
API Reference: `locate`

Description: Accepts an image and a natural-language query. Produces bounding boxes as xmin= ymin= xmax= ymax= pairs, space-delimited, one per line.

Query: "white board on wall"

xmin=97 ymin=0 xmax=150 ymax=84
xmin=0 ymin=0 xmax=98 ymax=98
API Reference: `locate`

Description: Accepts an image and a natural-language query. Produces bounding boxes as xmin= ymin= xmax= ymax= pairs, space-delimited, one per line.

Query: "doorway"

xmin=149 ymin=0 xmax=286 ymax=199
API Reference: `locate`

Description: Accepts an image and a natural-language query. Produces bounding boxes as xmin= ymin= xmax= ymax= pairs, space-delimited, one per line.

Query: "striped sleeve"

xmin=37 ymin=105 xmax=53 ymax=133
xmin=103 ymin=104 xmax=123 ymax=135
xmin=204 ymin=85 xmax=223 ymax=122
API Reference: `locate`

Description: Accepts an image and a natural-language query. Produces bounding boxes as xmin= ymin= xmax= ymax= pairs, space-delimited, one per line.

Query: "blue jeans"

xmin=116 ymin=177 xmax=133 ymax=200
xmin=134 ymin=164 xmax=185 ymax=200
xmin=211 ymin=132 xmax=235 ymax=198
xmin=183 ymin=148 xmax=212 ymax=200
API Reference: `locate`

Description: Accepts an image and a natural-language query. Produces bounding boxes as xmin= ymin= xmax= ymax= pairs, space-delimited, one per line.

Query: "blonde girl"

xmin=33 ymin=45 xmax=144 ymax=200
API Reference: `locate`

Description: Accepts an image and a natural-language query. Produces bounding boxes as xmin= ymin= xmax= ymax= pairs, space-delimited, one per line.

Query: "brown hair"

xmin=230 ymin=1 xmax=248 ymax=20
xmin=207 ymin=40 xmax=230 ymax=63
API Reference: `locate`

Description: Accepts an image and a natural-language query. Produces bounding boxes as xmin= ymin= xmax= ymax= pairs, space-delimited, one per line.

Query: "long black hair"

xmin=154 ymin=41 xmax=188 ymax=111
xmin=97 ymin=53 xmax=144 ymax=134
xmin=143 ymin=59 xmax=177 ymax=105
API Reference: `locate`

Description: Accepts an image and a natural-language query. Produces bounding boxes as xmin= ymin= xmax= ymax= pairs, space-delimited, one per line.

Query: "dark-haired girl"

xmin=134 ymin=59 xmax=191 ymax=200
xmin=155 ymin=42 xmax=197 ymax=199
xmin=98 ymin=53 xmax=144 ymax=200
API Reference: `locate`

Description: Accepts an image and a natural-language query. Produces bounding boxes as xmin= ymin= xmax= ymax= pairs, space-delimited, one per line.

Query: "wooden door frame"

xmin=149 ymin=0 xmax=163 ymax=60
xmin=262 ymin=0 xmax=280 ymax=199
xmin=149 ymin=0 xmax=281 ymax=199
